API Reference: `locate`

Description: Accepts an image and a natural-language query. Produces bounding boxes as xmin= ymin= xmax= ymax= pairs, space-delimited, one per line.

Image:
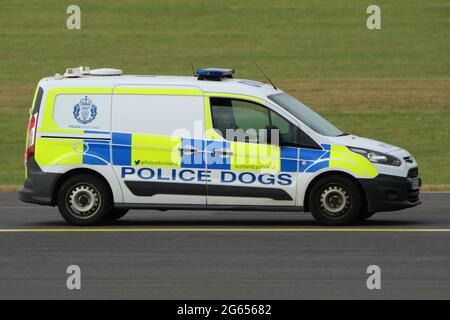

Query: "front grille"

xmin=407 ymin=167 xmax=419 ymax=178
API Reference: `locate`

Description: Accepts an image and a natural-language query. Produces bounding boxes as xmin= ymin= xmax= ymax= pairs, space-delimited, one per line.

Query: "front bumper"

xmin=359 ymin=174 xmax=421 ymax=213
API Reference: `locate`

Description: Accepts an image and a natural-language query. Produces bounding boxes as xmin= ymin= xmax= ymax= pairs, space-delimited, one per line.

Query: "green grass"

xmin=0 ymin=0 xmax=449 ymax=185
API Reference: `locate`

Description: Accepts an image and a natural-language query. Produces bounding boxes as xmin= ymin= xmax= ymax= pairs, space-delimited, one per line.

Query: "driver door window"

xmin=210 ymin=97 xmax=300 ymax=147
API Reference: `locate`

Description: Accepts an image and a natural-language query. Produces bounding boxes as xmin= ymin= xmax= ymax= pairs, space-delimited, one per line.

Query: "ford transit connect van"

xmin=19 ymin=67 xmax=421 ymax=226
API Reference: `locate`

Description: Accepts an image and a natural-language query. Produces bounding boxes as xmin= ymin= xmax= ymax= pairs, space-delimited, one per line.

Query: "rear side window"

xmin=112 ymin=94 xmax=204 ymax=138
xmin=52 ymin=94 xmax=112 ymax=131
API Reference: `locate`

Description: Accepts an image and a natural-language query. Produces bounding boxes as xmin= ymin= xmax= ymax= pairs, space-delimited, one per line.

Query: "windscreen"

xmin=268 ymin=93 xmax=343 ymax=137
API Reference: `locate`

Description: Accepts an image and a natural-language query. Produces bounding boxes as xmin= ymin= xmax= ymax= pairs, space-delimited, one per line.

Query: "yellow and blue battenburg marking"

xmin=77 ymin=134 xmax=377 ymax=178
xmin=206 ymin=140 xmax=230 ymax=170
xmin=300 ymin=144 xmax=331 ymax=173
xmin=279 ymin=144 xmax=331 ymax=173
xmin=106 ymin=133 xmax=335 ymax=174
xmin=181 ymin=139 xmax=206 ymax=169
xmin=36 ymin=129 xmax=377 ymax=179
xmin=112 ymin=132 xmax=132 ymax=165
xmin=81 ymin=130 xmax=110 ymax=165
xmin=83 ymin=139 xmax=110 ymax=165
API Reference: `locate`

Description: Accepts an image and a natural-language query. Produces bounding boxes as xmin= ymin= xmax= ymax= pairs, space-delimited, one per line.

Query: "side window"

xmin=112 ymin=94 xmax=204 ymax=138
xmin=210 ymin=97 xmax=314 ymax=148
xmin=270 ymin=111 xmax=300 ymax=147
xmin=232 ymin=100 xmax=270 ymax=132
xmin=210 ymin=98 xmax=269 ymax=138
xmin=53 ymin=94 xmax=111 ymax=131
xmin=299 ymin=129 xmax=321 ymax=149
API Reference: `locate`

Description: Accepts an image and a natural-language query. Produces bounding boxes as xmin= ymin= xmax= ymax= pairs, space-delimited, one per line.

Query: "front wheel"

xmin=308 ymin=175 xmax=366 ymax=226
xmin=57 ymin=174 xmax=112 ymax=226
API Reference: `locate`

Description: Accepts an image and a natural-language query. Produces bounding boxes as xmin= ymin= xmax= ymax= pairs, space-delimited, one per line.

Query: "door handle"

xmin=213 ymin=148 xmax=234 ymax=157
xmin=178 ymin=146 xmax=199 ymax=154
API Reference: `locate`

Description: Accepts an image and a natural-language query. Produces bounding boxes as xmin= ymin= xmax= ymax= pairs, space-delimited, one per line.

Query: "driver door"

xmin=206 ymin=97 xmax=300 ymax=207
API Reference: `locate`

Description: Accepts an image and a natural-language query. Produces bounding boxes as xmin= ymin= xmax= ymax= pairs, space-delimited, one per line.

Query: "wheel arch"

xmin=51 ymin=168 xmax=113 ymax=205
xmin=302 ymin=170 xmax=368 ymax=212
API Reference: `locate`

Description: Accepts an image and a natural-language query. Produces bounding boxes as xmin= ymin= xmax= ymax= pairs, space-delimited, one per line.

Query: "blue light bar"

xmin=196 ymin=68 xmax=235 ymax=81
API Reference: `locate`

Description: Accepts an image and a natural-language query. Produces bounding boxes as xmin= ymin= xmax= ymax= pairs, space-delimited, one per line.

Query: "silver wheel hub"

xmin=68 ymin=184 xmax=100 ymax=219
xmin=319 ymin=185 xmax=350 ymax=217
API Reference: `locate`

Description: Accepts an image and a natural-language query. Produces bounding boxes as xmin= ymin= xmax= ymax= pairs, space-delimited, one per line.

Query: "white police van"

xmin=19 ymin=66 xmax=421 ymax=226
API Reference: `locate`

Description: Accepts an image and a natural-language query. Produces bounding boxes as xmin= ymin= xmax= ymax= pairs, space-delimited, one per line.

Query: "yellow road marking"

xmin=0 ymin=228 xmax=449 ymax=233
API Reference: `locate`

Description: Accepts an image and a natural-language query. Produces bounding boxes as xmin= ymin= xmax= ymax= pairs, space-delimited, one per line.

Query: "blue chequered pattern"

xmin=82 ymin=131 xmax=332 ymax=174
xmin=180 ymin=138 xmax=206 ymax=169
xmin=83 ymin=139 xmax=110 ymax=165
xmin=206 ymin=140 xmax=231 ymax=170
xmin=111 ymin=132 xmax=132 ymax=165
xmin=305 ymin=160 xmax=329 ymax=172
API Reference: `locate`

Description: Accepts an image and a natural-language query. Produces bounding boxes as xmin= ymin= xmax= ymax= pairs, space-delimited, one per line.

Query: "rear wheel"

xmin=57 ymin=174 xmax=112 ymax=226
xmin=308 ymin=175 xmax=366 ymax=226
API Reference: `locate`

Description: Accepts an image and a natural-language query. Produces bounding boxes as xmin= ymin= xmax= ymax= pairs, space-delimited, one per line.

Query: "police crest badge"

xmin=73 ymin=96 xmax=97 ymax=124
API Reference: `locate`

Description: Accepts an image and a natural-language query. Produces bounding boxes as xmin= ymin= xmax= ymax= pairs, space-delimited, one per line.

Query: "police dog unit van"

xmin=19 ymin=67 xmax=421 ymax=226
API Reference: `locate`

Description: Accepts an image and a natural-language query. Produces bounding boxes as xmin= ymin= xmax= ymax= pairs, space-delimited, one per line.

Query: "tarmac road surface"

xmin=0 ymin=192 xmax=449 ymax=299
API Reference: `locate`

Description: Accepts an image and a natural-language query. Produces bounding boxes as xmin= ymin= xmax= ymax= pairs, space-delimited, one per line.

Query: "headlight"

xmin=347 ymin=147 xmax=401 ymax=166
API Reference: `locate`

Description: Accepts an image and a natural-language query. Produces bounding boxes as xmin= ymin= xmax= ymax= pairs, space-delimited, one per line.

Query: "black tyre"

xmin=361 ymin=211 xmax=376 ymax=220
xmin=308 ymin=175 xmax=366 ymax=226
xmin=57 ymin=174 xmax=112 ymax=226
xmin=108 ymin=208 xmax=129 ymax=221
